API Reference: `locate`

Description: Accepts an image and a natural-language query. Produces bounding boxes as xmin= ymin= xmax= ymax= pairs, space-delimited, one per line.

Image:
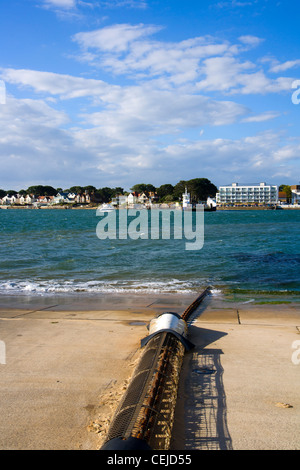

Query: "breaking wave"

xmin=0 ymin=279 xmax=215 ymax=296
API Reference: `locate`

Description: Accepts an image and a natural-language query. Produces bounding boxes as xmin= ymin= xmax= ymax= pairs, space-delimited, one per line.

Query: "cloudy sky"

xmin=0 ymin=0 xmax=300 ymax=191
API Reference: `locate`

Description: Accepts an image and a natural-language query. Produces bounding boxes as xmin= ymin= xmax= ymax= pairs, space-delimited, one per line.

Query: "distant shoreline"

xmin=1 ymin=205 xmax=300 ymax=211
xmin=216 ymin=206 xmax=300 ymax=210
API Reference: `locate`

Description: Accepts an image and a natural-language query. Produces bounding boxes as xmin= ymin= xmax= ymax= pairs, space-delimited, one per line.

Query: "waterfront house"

xmin=148 ymin=191 xmax=159 ymax=203
xmin=37 ymin=196 xmax=50 ymax=205
xmin=278 ymin=191 xmax=288 ymax=205
xmin=291 ymin=185 xmax=300 ymax=204
xmin=111 ymin=195 xmax=128 ymax=207
xmin=67 ymin=193 xmax=77 ymax=202
xmin=118 ymin=195 xmax=128 ymax=206
xmin=11 ymin=195 xmax=20 ymax=205
xmin=75 ymin=193 xmax=85 ymax=204
xmin=1 ymin=195 xmax=12 ymax=205
xmin=53 ymin=192 xmax=73 ymax=204
xmin=138 ymin=192 xmax=148 ymax=204
xmin=216 ymin=182 xmax=278 ymax=206
xmin=127 ymin=193 xmax=138 ymax=205
xmin=25 ymin=195 xmax=36 ymax=205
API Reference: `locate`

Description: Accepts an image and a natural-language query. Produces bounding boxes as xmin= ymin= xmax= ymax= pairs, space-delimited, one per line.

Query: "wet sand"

xmin=0 ymin=293 xmax=299 ymax=450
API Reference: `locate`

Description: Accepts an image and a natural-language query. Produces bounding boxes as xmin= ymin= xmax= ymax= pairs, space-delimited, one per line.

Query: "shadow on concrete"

xmin=172 ymin=327 xmax=232 ymax=450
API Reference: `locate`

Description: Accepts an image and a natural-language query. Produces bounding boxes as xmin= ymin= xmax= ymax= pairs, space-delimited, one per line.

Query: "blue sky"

xmin=0 ymin=0 xmax=300 ymax=191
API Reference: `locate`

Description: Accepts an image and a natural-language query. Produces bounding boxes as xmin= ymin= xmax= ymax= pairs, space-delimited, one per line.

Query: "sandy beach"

xmin=0 ymin=292 xmax=299 ymax=450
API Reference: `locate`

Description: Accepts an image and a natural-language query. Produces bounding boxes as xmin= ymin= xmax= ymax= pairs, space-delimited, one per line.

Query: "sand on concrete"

xmin=0 ymin=293 xmax=299 ymax=450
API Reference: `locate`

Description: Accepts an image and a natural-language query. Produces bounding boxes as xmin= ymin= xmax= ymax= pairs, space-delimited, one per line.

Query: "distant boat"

xmin=183 ymin=204 xmax=216 ymax=212
xmin=182 ymin=197 xmax=217 ymax=212
xmin=98 ymin=204 xmax=115 ymax=212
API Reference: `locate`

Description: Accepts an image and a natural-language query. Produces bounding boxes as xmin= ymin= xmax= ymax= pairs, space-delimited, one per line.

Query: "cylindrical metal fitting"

xmin=148 ymin=312 xmax=188 ymax=338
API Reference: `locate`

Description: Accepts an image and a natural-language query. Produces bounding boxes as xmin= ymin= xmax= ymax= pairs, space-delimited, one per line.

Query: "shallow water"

xmin=0 ymin=208 xmax=299 ymax=303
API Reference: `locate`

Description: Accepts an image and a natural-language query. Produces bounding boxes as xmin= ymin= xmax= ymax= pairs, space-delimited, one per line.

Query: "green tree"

xmin=26 ymin=185 xmax=56 ymax=196
xmin=189 ymin=178 xmax=218 ymax=201
xmin=69 ymin=186 xmax=84 ymax=194
xmin=43 ymin=186 xmax=57 ymax=196
xmin=156 ymin=184 xmax=174 ymax=201
xmin=163 ymin=194 xmax=175 ymax=203
xmin=95 ymin=187 xmax=114 ymax=203
xmin=130 ymin=183 xmax=156 ymax=194
xmin=83 ymin=185 xmax=97 ymax=193
xmin=173 ymin=178 xmax=217 ymax=202
xmin=279 ymin=184 xmax=292 ymax=203
xmin=173 ymin=180 xmax=189 ymax=200
xmin=0 ymin=189 xmax=6 ymax=198
xmin=112 ymin=187 xmax=124 ymax=196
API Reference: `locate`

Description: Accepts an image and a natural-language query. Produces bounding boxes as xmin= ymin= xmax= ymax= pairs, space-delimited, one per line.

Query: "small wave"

xmin=209 ymin=288 xmax=222 ymax=295
xmin=0 ymin=279 xmax=202 ymax=296
xmin=242 ymin=299 xmax=255 ymax=304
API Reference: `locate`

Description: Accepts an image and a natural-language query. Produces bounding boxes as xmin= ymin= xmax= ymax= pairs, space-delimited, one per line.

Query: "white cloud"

xmin=100 ymin=0 xmax=148 ymax=8
xmin=270 ymin=60 xmax=300 ymax=73
xmin=196 ymin=57 xmax=294 ymax=95
xmin=196 ymin=56 xmax=254 ymax=92
xmin=73 ymin=25 xmax=233 ymax=84
xmin=43 ymin=0 xmax=76 ymax=9
xmin=1 ymin=67 xmax=247 ymax=127
xmin=216 ymin=1 xmax=255 ymax=7
xmin=0 ymin=96 xmax=69 ymax=127
xmin=242 ymin=111 xmax=280 ymax=122
xmin=42 ymin=0 xmax=148 ymax=11
xmin=80 ymin=86 xmax=247 ymax=138
xmin=238 ymin=35 xmax=265 ymax=47
xmin=1 ymin=23 xmax=300 ymax=189
xmin=162 ymin=131 xmax=300 ymax=184
xmin=0 ymin=68 xmax=249 ymax=188
xmin=0 ymin=96 xmax=95 ymax=188
xmin=73 ymin=24 xmax=295 ymax=95
xmin=0 ymin=93 xmax=298 ymax=189
xmin=0 ymin=68 xmax=120 ymax=101
xmin=74 ymin=23 xmax=162 ymax=53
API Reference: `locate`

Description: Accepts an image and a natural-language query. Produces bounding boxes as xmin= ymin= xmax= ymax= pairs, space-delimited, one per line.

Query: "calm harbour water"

xmin=0 ymin=208 xmax=299 ymax=304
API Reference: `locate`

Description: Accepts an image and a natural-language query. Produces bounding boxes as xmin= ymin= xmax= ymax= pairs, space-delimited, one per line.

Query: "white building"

xmin=127 ymin=193 xmax=138 ymax=205
xmin=291 ymin=185 xmax=300 ymax=204
xmin=182 ymin=187 xmax=191 ymax=208
xmin=53 ymin=192 xmax=73 ymax=204
xmin=1 ymin=195 xmax=12 ymax=205
xmin=25 ymin=195 xmax=36 ymax=205
xmin=138 ymin=192 xmax=148 ymax=204
xmin=216 ymin=182 xmax=278 ymax=206
xmin=111 ymin=195 xmax=128 ymax=206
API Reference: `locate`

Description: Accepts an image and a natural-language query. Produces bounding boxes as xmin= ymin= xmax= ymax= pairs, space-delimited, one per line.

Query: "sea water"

xmin=0 ymin=208 xmax=299 ymax=304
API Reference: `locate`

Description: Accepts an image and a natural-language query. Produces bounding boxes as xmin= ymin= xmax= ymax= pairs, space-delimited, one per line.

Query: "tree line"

xmin=1 ymin=181 xmax=292 ymax=204
xmin=0 ymin=179 xmax=218 ymax=204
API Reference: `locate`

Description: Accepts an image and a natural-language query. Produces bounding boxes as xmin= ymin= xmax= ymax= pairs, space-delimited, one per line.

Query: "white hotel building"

xmin=216 ymin=182 xmax=278 ymax=206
